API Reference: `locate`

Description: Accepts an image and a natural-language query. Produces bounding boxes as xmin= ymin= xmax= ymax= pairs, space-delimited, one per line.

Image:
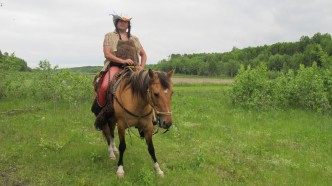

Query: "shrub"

xmin=31 ymin=69 xmax=93 ymax=107
xmin=290 ymin=64 xmax=330 ymax=112
xmin=231 ymin=63 xmax=331 ymax=112
xmin=231 ymin=64 xmax=274 ymax=110
xmin=1 ymin=69 xmax=93 ymax=108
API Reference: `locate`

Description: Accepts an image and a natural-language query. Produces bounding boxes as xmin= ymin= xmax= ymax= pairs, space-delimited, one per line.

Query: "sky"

xmin=1 ymin=0 xmax=332 ymax=68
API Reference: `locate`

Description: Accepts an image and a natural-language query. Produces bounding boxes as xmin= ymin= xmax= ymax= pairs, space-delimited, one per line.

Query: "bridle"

xmin=147 ymin=88 xmax=172 ymax=134
xmin=147 ymin=86 xmax=172 ymax=114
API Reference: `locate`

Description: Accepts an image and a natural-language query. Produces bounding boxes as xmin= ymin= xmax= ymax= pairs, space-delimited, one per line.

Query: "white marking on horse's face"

xmin=164 ymin=89 xmax=168 ymax=94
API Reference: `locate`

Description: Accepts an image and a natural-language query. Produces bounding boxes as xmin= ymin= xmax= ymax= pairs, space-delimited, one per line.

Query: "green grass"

xmin=1 ymin=85 xmax=332 ymax=185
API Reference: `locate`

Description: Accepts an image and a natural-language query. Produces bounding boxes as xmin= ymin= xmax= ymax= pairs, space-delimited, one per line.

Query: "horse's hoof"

xmin=109 ymin=155 xmax=116 ymax=160
xmin=158 ymin=172 xmax=165 ymax=178
xmin=117 ymin=172 xmax=125 ymax=178
xmin=153 ymin=162 xmax=164 ymax=177
xmin=117 ymin=166 xmax=125 ymax=177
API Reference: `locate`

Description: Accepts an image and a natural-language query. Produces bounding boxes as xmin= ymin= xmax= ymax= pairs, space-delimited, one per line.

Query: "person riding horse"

xmin=91 ymin=14 xmax=147 ymax=118
xmin=91 ymin=14 xmax=174 ymax=177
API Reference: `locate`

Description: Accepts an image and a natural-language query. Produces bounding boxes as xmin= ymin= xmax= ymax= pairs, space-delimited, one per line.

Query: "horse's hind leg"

xmin=144 ymin=126 xmax=164 ymax=177
xmin=102 ymin=123 xmax=111 ymax=145
xmin=104 ymin=121 xmax=118 ymax=160
xmin=109 ymin=121 xmax=119 ymax=158
xmin=102 ymin=123 xmax=115 ymax=160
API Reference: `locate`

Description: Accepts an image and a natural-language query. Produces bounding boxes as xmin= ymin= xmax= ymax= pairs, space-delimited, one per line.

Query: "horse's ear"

xmin=167 ymin=69 xmax=175 ymax=78
xmin=148 ymin=69 xmax=154 ymax=78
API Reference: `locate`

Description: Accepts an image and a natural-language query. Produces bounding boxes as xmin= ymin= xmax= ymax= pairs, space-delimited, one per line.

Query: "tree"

xmin=268 ymin=54 xmax=284 ymax=71
xmin=38 ymin=60 xmax=52 ymax=71
xmin=223 ymin=60 xmax=240 ymax=77
xmin=208 ymin=61 xmax=218 ymax=76
xmin=299 ymin=35 xmax=311 ymax=52
xmin=303 ymin=44 xmax=328 ymax=67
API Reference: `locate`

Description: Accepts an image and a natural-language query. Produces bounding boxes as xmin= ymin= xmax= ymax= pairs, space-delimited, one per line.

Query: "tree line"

xmin=2 ymin=32 xmax=332 ymax=77
xmin=154 ymin=32 xmax=332 ymax=77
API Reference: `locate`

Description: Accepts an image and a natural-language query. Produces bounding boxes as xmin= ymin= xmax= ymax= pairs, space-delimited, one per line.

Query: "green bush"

xmin=31 ymin=69 xmax=93 ymax=107
xmin=231 ymin=64 xmax=274 ymax=110
xmin=0 ymin=69 xmax=93 ymax=108
xmin=0 ymin=72 xmax=32 ymax=99
xmin=290 ymin=64 xmax=330 ymax=112
xmin=323 ymin=69 xmax=332 ymax=104
xmin=231 ymin=63 xmax=332 ymax=112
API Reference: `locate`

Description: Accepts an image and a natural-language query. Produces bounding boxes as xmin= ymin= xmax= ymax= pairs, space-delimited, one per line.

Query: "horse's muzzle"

xmin=159 ymin=121 xmax=172 ymax=129
xmin=154 ymin=113 xmax=172 ymax=129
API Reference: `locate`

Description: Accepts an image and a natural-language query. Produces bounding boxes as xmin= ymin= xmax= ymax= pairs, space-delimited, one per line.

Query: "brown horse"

xmin=96 ymin=69 xmax=174 ymax=177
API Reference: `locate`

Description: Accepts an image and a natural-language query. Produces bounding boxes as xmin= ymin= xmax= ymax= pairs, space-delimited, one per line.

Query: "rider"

xmin=91 ymin=14 xmax=147 ymax=116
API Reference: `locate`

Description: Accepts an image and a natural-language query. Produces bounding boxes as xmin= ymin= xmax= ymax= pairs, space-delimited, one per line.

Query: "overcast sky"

xmin=1 ymin=0 xmax=332 ymax=68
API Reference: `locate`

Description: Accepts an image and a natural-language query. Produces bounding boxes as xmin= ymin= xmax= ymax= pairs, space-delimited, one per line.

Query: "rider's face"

xmin=117 ymin=20 xmax=129 ymax=30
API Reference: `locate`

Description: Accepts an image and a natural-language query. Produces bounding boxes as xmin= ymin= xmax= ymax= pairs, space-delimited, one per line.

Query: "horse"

xmin=95 ymin=68 xmax=174 ymax=177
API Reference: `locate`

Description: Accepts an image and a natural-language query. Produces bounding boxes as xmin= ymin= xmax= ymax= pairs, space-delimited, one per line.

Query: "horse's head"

xmin=148 ymin=69 xmax=174 ymax=129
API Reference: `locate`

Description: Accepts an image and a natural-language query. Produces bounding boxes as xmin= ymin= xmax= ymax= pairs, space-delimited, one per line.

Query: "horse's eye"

xmin=154 ymin=93 xmax=159 ymax=97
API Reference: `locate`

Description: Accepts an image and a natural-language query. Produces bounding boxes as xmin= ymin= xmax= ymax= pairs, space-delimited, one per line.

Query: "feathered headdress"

xmin=109 ymin=13 xmax=132 ymax=26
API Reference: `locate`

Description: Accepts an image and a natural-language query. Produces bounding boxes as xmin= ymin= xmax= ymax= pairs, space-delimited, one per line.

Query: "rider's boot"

xmin=91 ymin=97 xmax=103 ymax=117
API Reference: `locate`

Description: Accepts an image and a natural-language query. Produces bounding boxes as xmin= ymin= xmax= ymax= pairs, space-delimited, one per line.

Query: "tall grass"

xmin=1 ymin=84 xmax=331 ymax=185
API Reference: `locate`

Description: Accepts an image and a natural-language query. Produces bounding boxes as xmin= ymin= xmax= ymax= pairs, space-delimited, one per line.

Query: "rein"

xmin=113 ymin=94 xmax=153 ymax=118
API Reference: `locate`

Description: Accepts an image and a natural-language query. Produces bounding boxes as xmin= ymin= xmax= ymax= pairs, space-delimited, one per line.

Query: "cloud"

xmin=0 ymin=0 xmax=331 ymax=68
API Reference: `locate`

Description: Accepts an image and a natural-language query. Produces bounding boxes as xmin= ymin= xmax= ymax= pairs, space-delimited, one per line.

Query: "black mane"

xmin=124 ymin=70 xmax=171 ymax=99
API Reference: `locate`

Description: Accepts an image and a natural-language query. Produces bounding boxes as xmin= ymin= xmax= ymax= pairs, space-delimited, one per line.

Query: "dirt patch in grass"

xmin=172 ymin=77 xmax=234 ymax=85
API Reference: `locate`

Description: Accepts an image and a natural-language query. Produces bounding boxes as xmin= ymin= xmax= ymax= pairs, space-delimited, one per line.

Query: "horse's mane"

xmin=124 ymin=70 xmax=171 ymax=99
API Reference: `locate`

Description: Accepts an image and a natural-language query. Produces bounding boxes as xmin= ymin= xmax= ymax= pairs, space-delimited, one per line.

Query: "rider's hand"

xmin=123 ymin=59 xmax=134 ymax=66
xmin=136 ymin=66 xmax=144 ymax=71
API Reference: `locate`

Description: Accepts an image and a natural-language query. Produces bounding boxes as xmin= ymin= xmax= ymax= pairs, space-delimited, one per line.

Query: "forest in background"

xmin=1 ymin=32 xmax=332 ymax=77
xmin=154 ymin=32 xmax=332 ymax=77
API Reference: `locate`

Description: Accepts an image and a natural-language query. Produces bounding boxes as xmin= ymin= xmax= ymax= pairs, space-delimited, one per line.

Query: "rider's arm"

xmin=139 ymin=47 xmax=147 ymax=69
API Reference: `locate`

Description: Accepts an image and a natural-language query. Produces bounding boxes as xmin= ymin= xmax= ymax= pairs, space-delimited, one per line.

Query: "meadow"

xmin=1 ymin=81 xmax=332 ymax=185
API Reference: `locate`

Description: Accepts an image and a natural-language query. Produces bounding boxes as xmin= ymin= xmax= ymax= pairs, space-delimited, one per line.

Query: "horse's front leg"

xmin=145 ymin=126 xmax=164 ymax=177
xmin=116 ymin=125 xmax=126 ymax=177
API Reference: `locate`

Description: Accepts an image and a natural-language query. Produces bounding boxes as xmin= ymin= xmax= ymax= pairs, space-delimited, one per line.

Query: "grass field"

xmin=1 ymin=84 xmax=332 ymax=185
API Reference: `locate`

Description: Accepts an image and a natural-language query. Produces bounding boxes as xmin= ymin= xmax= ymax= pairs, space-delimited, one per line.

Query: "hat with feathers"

xmin=110 ymin=14 xmax=132 ymax=26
